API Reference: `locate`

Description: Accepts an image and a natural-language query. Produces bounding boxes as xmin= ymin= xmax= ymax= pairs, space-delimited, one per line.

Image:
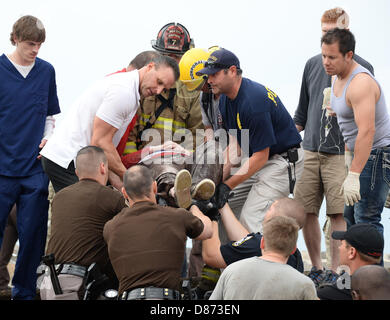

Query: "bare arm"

xmin=204 ymin=126 xmax=215 ymax=142
xmin=224 ymin=148 xmax=269 ymax=190
xmin=91 ymin=116 xmax=127 ymax=180
xmin=190 ymin=205 xmax=213 ymax=240
xmin=347 ymin=74 xmax=378 ymax=174
xmin=202 ymin=221 xmax=227 ymax=269
xmin=222 ymin=134 xmax=242 ymax=181
xmin=201 ymin=203 xmax=249 ymax=269
xmin=220 ymin=203 xmax=249 ymax=241
xmin=108 ymin=170 xmax=123 ymax=190
xmin=295 ymin=124 xmax=304 ymax=132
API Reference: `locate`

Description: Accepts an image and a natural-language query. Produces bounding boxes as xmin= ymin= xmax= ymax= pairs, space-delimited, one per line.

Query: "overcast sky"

xmin=1 ymin=0 xmax=389 ymax=118
xmin=1 ymin=0 xmax=390 ymax=254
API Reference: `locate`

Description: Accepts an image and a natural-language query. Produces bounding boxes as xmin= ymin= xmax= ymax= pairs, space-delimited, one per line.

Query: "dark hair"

xmin=321 ymin=28 xmax=355 ymax=56
xmin=223 ymin=67 xmax=243 ymax=76
xmin=76 ymin=146 xmax=107 ymax=176
xmin=10 ymin=15 xmax=46 ymax=45
xmin=129 ymin=51 xmax=160 ymax=69
xmin=123 ymin=165 xmax=154 ymax=199
xmin=152 ymin=54 xmax=180 ymax=81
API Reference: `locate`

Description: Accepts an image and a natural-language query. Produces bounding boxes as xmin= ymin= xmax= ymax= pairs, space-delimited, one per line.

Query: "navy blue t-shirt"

xmin=220 ymin=232 xmax=304 ymax=273
xmin=219 ymin=78 xmax=301 ymax=157
xmin=0 ymin=54 xmax=60 ymax=177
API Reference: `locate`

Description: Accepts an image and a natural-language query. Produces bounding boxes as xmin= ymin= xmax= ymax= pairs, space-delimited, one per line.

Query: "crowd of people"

xmin=0 ymin=7 xmax=390 ymax=301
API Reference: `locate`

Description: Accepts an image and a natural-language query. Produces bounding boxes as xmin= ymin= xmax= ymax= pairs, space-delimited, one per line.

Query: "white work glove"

xmin=344 ymin=150 xmax=353 ymax=173
xmin=340 ymin=171 xmax=361 ymax=206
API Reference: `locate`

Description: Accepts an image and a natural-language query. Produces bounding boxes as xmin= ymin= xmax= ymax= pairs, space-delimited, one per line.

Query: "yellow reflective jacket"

xmin=123 ymin=80 xmax=204 ymax=154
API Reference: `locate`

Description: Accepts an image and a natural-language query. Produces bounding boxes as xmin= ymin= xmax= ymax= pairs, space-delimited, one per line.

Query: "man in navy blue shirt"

xmin=197 ymin=48 xmax=304 ymax=234
xmin=202 ymin=198 xmax=305 ymax=272
xmin=0 ymin=15 xmax=60 ymax=299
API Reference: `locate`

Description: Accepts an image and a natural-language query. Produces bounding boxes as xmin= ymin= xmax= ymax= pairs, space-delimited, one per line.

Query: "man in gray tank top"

xmin=322 ymin=28 xmax=390 ymax=244
xmin=293 ymin=8 xmax=374 ymax=280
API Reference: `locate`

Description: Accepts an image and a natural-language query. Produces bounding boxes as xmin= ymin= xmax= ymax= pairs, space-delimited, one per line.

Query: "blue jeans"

xmin=344 ymin=147 xmax=390 ymax=236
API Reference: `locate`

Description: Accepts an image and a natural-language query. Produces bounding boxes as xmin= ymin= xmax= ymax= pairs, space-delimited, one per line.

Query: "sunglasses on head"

xmin=204 ymin=61 xmax=231 ymax=69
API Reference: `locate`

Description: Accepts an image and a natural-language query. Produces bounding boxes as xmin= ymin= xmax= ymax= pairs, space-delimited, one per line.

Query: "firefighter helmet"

xmin=151 ymin=22 xmax=194 ymax=55
xmin=179 ymin=48 xmax=210 ymax=91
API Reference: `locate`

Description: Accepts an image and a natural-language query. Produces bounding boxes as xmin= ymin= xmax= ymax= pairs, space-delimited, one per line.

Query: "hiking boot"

xmin=191 ymin=179 xmax=215 ymax=201
xmin=174 ymin=169 xmax=192 ymax=209
xmin=307 ymin=266 xmax=325 ymax=288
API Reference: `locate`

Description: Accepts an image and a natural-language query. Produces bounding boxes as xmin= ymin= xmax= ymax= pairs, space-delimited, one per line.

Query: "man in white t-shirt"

xmin=40 ymin=55 xmax=179 ymax=192
xmin=209 ymin=216 xmax=317 ymax=300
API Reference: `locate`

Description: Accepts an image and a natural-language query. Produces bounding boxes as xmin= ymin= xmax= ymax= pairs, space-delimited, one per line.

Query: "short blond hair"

xmin=262 ymin=216 xmax=299 ymax=257
xmin=345 ymin=242 xmax=382 ymax=264
xmin=321 ymin=7 xmax=350 ymax=29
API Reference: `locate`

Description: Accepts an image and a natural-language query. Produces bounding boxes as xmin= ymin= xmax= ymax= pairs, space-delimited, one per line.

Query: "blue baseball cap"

xmin=196 ymin=48 xmax=240 ymax=76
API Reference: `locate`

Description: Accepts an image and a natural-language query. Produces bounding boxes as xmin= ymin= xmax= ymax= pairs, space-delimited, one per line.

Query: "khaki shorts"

xmin=240 ymin=147 xmax=304 ymax=233
xmin=294 ymin=150 xmax=345 ymax=216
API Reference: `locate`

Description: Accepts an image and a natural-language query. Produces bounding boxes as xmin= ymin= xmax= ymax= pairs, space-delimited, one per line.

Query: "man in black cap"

xmin=317 ymin=223 xmax=384 ymax=300
xmin=196 ymin=48 xmax=304 ymax=235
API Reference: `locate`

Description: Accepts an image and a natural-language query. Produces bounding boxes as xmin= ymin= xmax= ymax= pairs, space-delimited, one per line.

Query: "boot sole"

xmin=192 ymin=179 xmax=215 ymax=200
xmin=174 ymin=169 xmax=192 ymax=209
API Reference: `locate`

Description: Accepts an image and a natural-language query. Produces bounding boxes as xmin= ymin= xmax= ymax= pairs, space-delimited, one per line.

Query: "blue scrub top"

xmin=0 ymin=54 xmax=61 ymax=177
xmin=219 ymin=78 xmax=301 ymax=157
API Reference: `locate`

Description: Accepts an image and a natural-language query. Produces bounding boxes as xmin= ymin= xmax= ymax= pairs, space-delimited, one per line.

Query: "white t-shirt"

xmin=6 ymin=54 xmax=35 ymax=78
xmin=40 ymin=70 xmax=140 ymax=168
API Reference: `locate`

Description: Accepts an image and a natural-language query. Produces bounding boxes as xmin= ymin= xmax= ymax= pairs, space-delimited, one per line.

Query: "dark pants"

xmin=0 ymin=172 xmax=49 ymax=300
xmin=141 ymin=140 xmax=223 ymax=202
xmin=41 ymin=157 xmax=78 ymax=192
xmin=0 ymin=205 xmax=18 ymax=290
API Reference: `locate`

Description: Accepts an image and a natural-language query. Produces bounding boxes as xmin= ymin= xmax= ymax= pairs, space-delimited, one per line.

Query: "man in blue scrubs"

xmin=196 ymin=48 xmax=304 ymax=234
xmin=0 ymin=15 xmax=61 ymax=299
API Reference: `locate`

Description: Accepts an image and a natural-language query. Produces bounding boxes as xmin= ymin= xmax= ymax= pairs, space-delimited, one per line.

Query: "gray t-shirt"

xmin=200 ymin=92 xmax=222 ymax=130
xmin=200 ymin=91 xmax=228 ymax=149
xmin=209 ymin=257 xmax=317 ymax=300
xmin=294 ymin=53 xmax=374 ymax=154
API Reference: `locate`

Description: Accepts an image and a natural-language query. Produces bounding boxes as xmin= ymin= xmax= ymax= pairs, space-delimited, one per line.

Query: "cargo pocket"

xmin=176 ymin=105 xmax=189 ymax=121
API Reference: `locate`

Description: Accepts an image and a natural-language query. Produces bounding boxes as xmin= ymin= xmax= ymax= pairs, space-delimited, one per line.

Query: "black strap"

xmin=201 ymin=91 xmax=214 ymax=126
xmin=123 ymin=287 xmax=181 ymax=300
xmin=287 ymin=163 xmax=296 ymax=195
xmin=136 ymin=88 xmax=176 ymax=149
xmin=283 ymin=147 xmax=299 ymax=195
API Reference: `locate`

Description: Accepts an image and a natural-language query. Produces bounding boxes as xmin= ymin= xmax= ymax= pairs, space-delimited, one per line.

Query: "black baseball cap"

xmin=332 ymin=223 xmax=384 ymax=258
xmin=196 ymin=48 xmax=240 ymax=76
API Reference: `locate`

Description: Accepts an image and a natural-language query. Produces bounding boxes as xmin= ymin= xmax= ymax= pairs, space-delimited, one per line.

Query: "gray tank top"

xmin=331 ymin=64 xmax=390 ymax=151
